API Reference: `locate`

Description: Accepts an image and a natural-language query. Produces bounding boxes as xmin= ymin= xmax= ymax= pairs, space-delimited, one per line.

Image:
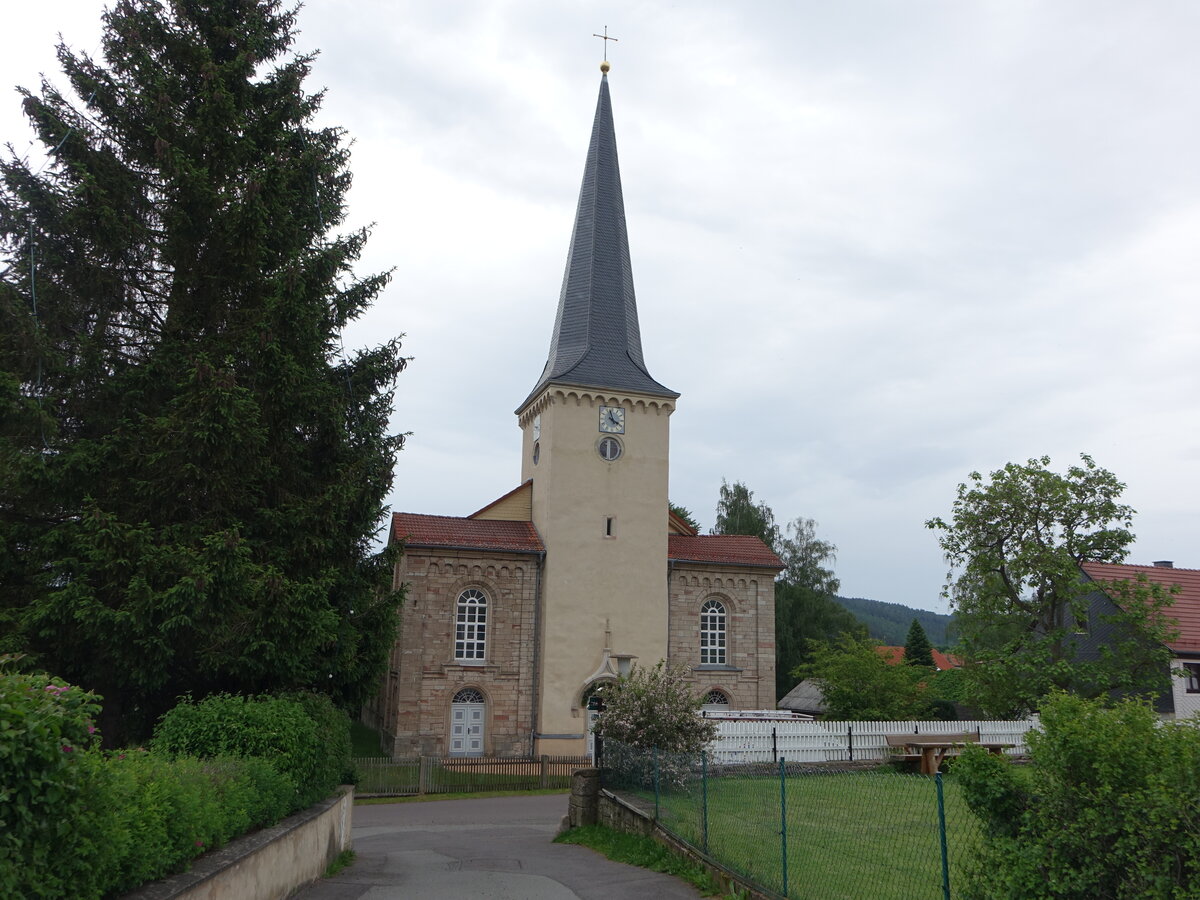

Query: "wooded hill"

xmin=833 ymin=596 xmax=954 ymax=647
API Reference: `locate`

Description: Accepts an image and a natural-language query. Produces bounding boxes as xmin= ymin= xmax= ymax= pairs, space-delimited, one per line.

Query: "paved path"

xmin=293 ymin=794 xmax=705 ymax=900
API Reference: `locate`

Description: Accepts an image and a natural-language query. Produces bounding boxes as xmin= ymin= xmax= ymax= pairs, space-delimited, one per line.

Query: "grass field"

xmin=627 ymin=769 xmax=983 ymax=900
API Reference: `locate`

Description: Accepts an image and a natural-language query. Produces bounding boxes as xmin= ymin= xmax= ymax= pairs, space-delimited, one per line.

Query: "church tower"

xmin=516 ymin=64 xmax=679 ymax=756
xmin=374 ymin=65 xmax=781 ymax=762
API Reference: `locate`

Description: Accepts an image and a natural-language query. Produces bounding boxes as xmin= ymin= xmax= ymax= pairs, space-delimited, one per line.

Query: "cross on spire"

xmin=592 ymin=26 xmax=618 ymax=61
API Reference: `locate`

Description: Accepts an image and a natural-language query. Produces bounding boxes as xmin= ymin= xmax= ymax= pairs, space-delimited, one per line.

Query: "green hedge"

xmin=2 ymin=673 xmax=350 ymax=898
xmin=958 ymin=693 xmax=1200 ymax=899
xmin=77 ymin=751 xmax=294 ymax=897
xmin=151 ymin=691 xmax=349 ymax=809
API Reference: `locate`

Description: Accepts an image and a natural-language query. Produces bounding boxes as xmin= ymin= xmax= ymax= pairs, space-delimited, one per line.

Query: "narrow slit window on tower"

xmin=605 ymin=517 xmax=615 ymax=537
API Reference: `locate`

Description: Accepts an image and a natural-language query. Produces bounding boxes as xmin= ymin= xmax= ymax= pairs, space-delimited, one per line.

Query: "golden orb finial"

xmin=600 ymin=60 xmax=611 ymax=74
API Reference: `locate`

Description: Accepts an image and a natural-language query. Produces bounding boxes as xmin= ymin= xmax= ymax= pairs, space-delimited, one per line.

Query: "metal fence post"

xmin=654 ymin=746 xmax=660 ymax=820
xmin=702 ymin=750 xmax=709 ymax=854
xmin=779 ymin=757 xmax=788 ymax=897
xmin=936 ymin=772 xmax=950 ymax=900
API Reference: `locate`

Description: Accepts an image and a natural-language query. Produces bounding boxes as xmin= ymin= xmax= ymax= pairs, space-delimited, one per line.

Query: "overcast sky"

xmin=4 ymin=2 xmax=1199 ymax=614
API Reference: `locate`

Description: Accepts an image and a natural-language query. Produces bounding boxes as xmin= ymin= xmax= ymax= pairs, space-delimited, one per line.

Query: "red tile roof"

xmin=875 ymin=646 xmax=959 ymax=670
xmin=668 ymin=535 xmax=784 ymax=569
xmin=1081 ymin=561 xmax=1200 ymax=654
xmin=391 ymin=513 xmax=544 ymax=554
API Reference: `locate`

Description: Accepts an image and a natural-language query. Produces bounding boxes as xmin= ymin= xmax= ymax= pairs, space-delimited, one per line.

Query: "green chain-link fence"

xmin=601 ymin=740 xmax=984 ymax=900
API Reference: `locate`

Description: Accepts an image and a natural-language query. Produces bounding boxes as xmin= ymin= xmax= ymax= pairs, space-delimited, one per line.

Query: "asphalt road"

xmin=292 ymin=793 xmax=706 ymax=900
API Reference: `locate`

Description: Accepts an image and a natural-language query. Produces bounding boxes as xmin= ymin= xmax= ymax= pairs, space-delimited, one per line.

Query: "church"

xmin=366 ymin=64 xmax=782 ymax=760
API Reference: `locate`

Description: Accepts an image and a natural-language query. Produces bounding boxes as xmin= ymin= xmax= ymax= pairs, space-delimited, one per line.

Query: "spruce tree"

xmin=904 ymin=619 xmax=936 ymax=668
xmin=0 ymin=0 xmax=406 ymax=742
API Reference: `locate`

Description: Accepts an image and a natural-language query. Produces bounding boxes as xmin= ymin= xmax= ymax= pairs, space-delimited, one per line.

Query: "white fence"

xmin=708 ymin=717 xmax=1039 ymax=764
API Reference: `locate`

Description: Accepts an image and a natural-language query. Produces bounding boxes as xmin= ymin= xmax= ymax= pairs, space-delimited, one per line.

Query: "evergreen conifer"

xmin=0 ymin=0 xmax=406 ymax=742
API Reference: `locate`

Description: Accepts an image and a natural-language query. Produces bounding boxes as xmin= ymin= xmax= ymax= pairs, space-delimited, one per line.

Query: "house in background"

xmin=874 ymin=646 xmax=959 ymax=671
xmin=1080 ymin=561 xmax=1200 ymax=718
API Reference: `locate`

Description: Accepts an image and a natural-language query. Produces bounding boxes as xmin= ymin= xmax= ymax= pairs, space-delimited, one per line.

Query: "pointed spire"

xmin=520 ymin=71 xmax=677 ymax=410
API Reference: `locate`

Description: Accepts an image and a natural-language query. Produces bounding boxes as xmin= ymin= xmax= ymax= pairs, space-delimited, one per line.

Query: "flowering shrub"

xmin=592 ymin=661 xmax=717 ymax=754
xmin=0 ymin=659 xmax=101 ymax=898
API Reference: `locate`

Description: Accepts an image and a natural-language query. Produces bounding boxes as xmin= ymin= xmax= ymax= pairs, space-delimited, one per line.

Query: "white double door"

xmin=450 ymin=701 xmax=485 ymax=756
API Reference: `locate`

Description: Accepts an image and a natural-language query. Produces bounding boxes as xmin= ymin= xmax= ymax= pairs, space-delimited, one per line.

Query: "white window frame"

xmin=700 ymin=598 xmax=727 ymax=665
xmin=455 ymin=588 xmax=488 ymax=662
xmin=702 ymin=689 xmax=730 ymax=708
xmin=1185 ymin=663 xmax=1200 ymax=694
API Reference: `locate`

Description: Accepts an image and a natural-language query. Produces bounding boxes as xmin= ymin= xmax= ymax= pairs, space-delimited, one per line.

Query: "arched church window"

xmin=453 ymin=687 xmax=486 ymax=704
xmin=455 ymin=589 xmax=487 ymax=661
xmin=702 ymin=689 xmax=730 ymax=708
xmin=700 ymin=599 xmax=727 ymax=665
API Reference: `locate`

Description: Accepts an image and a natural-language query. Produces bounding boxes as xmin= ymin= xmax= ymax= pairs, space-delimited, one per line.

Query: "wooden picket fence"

xmin=353 ymin=754 xmax=591 ymax=796
xmin=708 ymin=717 xmax=1039 ymax=764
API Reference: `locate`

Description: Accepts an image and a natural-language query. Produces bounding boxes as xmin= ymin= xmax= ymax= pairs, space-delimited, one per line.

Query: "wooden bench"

xmin=885 ymin=732 xmax=1012 ymax=775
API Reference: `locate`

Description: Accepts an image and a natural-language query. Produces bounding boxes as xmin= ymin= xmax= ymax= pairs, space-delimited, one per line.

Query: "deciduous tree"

xmin=711 ymin=481 xmax=863 ymax=700
xmin=927 ymin=455 xmax=1176 ymax=716
xmin=796 ymin=635 xmax=929 ymax=720
xmin=0 ymin=0 xmax=406 ymax=742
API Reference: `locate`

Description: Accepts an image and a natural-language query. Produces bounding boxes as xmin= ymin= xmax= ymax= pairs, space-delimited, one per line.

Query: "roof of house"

xmin=777 ymin=678 xmax=827 ymax=714
xmin=391 ymin=512 xmax=544 ymax=554
xmin=1081 ymin=561 xmax=1200 ymax=654
xmin=875 ymin=645 xmax=960 ymax=671
xmin=668 ymin=534 xmax=784 ymax=569
xmin=518 ymin=72 xmax=676 ymax=411
xmin=390 ymin=512 xmax=780 ymax=567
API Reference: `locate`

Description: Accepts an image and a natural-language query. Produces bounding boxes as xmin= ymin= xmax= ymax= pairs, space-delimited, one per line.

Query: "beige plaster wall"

xmin=519 ymin=386 xmax=674 ymax=755
xmin=472 ymin=482 xmax=533 ymax=521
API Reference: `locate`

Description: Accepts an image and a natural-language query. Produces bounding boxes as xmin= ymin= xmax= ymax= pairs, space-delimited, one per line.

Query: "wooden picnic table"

xmin=885 ymin=733 xmax=1014 ymax=775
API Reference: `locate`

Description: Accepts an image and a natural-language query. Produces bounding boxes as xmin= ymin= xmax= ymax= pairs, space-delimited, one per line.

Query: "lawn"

xmin=627 ymin=769 xmax=984 ymax=900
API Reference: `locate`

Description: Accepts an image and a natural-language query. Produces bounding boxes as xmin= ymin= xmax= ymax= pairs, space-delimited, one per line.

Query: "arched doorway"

xmin=449 ymin=688 xmax=485 ymax=757
xmin=582 ymin=682 xmax=613 ymax=762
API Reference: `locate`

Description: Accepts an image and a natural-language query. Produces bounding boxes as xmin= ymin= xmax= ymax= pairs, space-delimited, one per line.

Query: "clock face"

xmin=598 ymin=405 xmax=626 ymax=434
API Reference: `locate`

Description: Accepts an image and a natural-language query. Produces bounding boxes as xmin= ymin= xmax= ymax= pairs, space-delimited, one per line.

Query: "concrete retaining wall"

xmin=566 ymin=769 xmax=774 ymax=899
xmin=122 ymin=786 xmax=353 ymax=900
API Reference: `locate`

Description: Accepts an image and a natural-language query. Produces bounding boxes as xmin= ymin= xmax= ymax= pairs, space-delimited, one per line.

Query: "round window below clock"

xmin=532 ymin=441 xmax=540 ymax=465
xmin=597 ymin=436 xmax=622 ymax=461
